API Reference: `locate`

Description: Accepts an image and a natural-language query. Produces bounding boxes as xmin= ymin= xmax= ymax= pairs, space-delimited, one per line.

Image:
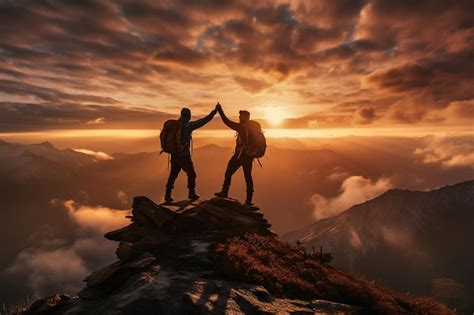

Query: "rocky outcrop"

xmin=25 ymin=197 xmax=358 ymax=314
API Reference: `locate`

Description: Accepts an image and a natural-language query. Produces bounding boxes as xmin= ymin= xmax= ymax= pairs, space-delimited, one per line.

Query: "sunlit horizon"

xmin=1 ymin=126 xmax=473 ymax=143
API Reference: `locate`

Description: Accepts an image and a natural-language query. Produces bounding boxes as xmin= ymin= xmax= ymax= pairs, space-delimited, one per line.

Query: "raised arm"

xmin=188 ymin=109 xmax=217 ymax=131
xmin=217 ymin=104 xmax=240 ymax=131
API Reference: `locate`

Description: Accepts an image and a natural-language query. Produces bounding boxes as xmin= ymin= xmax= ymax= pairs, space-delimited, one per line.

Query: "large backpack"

xmin=159 ymin=120 xmax=187 ymax=154
xmin=243 ymin=120 xmax=266 ymax=158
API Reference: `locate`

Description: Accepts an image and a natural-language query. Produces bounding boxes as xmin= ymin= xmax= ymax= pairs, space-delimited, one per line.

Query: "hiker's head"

xmin=239 ymin=110 xmax=250 ymax=123
xmin=180 ymin=108 xmax=191 ymax=122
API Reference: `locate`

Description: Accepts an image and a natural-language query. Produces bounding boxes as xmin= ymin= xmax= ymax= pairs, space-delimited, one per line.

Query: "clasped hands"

xmin=213 ymin=102 xmax=223 ymax=115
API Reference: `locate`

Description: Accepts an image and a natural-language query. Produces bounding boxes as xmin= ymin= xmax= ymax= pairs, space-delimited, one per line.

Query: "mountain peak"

xmin=25 ymin=197 xmax=453 ymax=315
xmin=36 ymin=141 xmax=55 ymax=148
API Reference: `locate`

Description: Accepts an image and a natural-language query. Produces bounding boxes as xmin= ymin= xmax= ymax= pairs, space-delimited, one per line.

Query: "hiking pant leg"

xmin=181 ymin=156 xmax=196 ymax=189
xmin=166 ymin=156 xmax=182 ymax=189
xmin=242 ymin=156 xmax=254 ymax=193
xmin=223 ymin=155 xmax=242 ymax=187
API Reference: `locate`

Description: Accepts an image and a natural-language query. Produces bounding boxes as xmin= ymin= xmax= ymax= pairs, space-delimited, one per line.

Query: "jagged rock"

xmin=23 ymin=294 xmax=71 ymax=314
xmin=104 ymin=197 xmax=274 ymax=251
xmin=131 ymin=196 xmax=177 ymax=227
xmin=104 ymin=225 xmax=134 ymax=241
xmin=79 ymin=254 xmax=156 ymax=300
xmin=116 ymin=241 xmax=136 ymax=261
xmin=26 ymin=197 xmax=359 ymax=314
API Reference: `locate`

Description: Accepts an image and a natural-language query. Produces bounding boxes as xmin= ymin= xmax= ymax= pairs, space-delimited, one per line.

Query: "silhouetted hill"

xmin=283 ymin=180 xmax=474 ymax=312
xmin=24 ymin=197 xmax=451 ymax=314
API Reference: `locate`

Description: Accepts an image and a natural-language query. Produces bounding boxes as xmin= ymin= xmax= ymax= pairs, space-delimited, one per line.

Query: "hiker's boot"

xmin=164 ymin=188 xmax=174 ymax=203
xmin=188 ymin=189 xmax=200 ymax=201
xmin=245 ymin=190 xmax=253 ymax=206
xmin=214 ymin=186 xmax=229 ymax=198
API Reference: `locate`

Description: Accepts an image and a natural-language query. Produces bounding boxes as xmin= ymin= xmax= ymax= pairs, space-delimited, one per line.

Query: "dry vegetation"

xmin=1 ymin=296 xmax=33 ymax=315
xmin=213 ymin=234 xmax=454 ymax=315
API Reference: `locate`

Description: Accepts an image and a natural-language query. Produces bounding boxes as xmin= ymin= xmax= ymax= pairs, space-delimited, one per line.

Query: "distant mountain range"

xmin=283 ymin=180 xmax=474 ymax=312
xmin=0 ymin=140 xmax=96 ymax=181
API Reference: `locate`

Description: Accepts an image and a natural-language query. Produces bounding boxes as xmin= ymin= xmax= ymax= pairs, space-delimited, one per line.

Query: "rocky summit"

xmin=25 ymin=197 xmax=357 ymax=315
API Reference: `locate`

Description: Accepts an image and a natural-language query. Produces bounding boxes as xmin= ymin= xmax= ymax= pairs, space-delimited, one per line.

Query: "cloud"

xmin=444 ymin=99 xmax=474 ymax=122
xmin=4 ymin=200 xmax=130 ymax=297
xmin=0 ymin=0 xmax=472 ymax=129
xmin=233 ymin=76 xmax=272 ymax=93
xmin=349 ymin=228 xmax=362 ymax=249
xmin=415 ymin=136 xmax=474 ymax=169
xmin=353 ymin=106 xmax=376 ymax=124
xmin=379 ymin=226 xmax=412 ymax=248
xmin=56 ymin=200 xmax=129 ymax=234
xmin=443 ymin=154 xmax=474 ymax=169
xmin=5 ymin=247 xmax=89 ymax=297
xmin=0 ymin=102 xmax=173 ymax=131
xmin=117 ymin=191 xmax=129 ymax=207
xmin=73 ymin=148 xmax=114 ymax=161
xmin=0 ymin=79 xmax=121 ymax=104
xmin=86 ymin=117 xmax=105 ymax=125
xmin=311 ymin=176 xmax=392 ymax=220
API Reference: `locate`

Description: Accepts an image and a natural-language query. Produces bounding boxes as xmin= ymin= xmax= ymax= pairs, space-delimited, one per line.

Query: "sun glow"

xmin=261 ymin=106 xmax=288 ymax=126
xmin=0 ymin=126 xmax=473 ymax=144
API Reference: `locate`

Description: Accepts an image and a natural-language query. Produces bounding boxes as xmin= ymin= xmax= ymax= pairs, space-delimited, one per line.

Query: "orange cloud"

xmin=311 ymin=176 xmax=392 ymax=220
xmin=73 ymin=148 xmax=114 ymax=160
xmin=57 ymin=200 xmax=130 ymax=234
xmin=0 ymin=0 xmax=472 ymax=131
xmin=415 ymin=136 xmax=474 ymax=169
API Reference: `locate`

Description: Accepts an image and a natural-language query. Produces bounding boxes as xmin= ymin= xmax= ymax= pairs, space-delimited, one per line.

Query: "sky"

xmin=0 ymin=0 xmax=473 ymax=135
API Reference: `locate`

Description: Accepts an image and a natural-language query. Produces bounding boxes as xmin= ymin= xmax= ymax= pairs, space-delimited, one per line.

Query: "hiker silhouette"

xmin=214 ymin=103 xmax=266 ymax=205
xmin=161 ymin=107 xmax=217 ymax=203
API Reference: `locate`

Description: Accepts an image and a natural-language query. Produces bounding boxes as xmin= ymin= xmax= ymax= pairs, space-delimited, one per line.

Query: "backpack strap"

xmin=238 ymin=124 xmax=249 ymax=158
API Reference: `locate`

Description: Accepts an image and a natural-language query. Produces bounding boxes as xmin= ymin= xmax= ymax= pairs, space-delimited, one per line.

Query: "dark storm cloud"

xmin=122 ymin=1 xmax=194 ymax=35
xmin=365 ymin=50 xmax=474 ymax=122
xmin=153 ymin=42 xmax=209 ymax=66
xmin=353 ymin=0 xmax=474 ymax=123
xmin=0 ymin=0 xmax=472 ymax=129
xmin=366 ymin=51 xmax=474 ymax=98
xmin=356 ymin=0 xmax=474 ymax=49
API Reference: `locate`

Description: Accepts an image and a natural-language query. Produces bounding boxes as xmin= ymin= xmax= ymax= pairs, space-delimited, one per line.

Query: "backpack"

xmin=159 ymin=120 xmax=187 ymax=154
xmin=243 ymin=120 xmax=266 ymax=158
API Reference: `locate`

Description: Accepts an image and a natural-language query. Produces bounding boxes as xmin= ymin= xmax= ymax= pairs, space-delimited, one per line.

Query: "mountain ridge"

xmin=286 ymin=180 xmax=474 ymax=237
xmin=283 ymin=180 xmax=474 ymax=312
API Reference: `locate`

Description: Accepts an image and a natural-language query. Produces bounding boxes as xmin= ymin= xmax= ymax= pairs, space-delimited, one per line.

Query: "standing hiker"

xmin=160 ymin=107 xmax=217 ymax=203
xmin=214 ymin=103 xmax=266 ymax=205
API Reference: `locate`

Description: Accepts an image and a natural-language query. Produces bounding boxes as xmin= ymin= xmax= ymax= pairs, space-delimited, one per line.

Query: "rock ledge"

xmin=25 ymin=197 xmax=358 ymax=314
